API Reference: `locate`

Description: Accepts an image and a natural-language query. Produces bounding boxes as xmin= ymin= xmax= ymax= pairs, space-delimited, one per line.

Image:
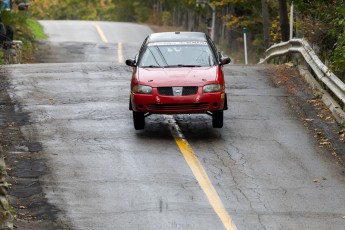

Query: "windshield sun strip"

xmin=148 ymin=41 xmax=208 ymax=46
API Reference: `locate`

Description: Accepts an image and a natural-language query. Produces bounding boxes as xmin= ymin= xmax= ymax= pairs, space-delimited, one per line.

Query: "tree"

xmin=30 ymin=0 xmax=111 ymax=20
xmin=277 ymin=0 xmax=289 ymax=41
xmin=261 ymin=0 xmax=270 ymax=48
xmin=23 ymin=0 xmax=345 ymax=71
xmin=293 ymin=0 xmax=345 ymax=80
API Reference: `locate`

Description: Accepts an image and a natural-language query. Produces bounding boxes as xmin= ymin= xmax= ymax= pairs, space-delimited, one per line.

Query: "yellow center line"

xmin=92 ymin=23 xmax=108 ymax=43
xmin=167 ymin=117 xmax=238 ymax=230
xmin=92 ymin=23 xmax=123 ymax=64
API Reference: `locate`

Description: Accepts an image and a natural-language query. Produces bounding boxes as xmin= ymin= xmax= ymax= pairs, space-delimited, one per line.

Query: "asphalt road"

xmin=3 ymin=20 xmax=345 ymax=229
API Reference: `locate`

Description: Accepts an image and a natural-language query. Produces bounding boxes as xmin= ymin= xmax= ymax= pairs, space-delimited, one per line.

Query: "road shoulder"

xmin=269 ymin=64 xmax=344 ymax=166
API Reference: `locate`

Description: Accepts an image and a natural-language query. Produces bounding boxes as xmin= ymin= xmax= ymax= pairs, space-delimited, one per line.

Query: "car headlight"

xmin=203 ymin=84 xmax=223 ymax=93
xmin=132 ymin=85 xmax=153 ymax=94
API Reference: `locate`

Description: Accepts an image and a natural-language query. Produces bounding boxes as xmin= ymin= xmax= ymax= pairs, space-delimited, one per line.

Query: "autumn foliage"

xmin=25 ymin=0 xmax=345 ymax=79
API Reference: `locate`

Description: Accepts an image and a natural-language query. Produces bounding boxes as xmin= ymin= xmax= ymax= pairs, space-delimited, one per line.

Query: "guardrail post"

xmin=292 ymin=53 xmax=298 ymax=66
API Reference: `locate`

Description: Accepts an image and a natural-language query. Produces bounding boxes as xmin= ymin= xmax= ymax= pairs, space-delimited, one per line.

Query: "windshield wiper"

xmin=167 ymin=64 xmax=203 ymax=68
xmin=141 ymin=65 xmax=161 ymax=68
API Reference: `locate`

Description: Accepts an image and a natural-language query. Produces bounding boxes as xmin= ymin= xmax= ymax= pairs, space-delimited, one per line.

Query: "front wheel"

xmin=223 ymin=93 xmax=228 ymax=110
xmin=212 ymin=110 xmax=223 ymax=128
xmin=133 ymin=111 xmax=145 ymax=130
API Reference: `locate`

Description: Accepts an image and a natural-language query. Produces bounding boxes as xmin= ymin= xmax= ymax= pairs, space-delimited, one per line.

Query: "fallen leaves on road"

xmin=304 ymin=118 xmax=314 ymax=122
xmin=314 ymin=131 xmax=324 ymax=138
xmin=268 ymin=64 xmax=344 ymax=166
xmin=313 ymin=177 xmax=327 ymax=183
xmin=339 ymin=129 xmax=345 ymax=142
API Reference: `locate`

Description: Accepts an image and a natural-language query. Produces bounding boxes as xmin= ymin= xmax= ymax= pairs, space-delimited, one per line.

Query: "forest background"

xmin=3 ymin=0 xmax=345 ymax=80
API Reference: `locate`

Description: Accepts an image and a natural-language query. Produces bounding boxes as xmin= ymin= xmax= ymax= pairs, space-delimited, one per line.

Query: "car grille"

xmin=157 ymin=87 xmax=173 ymax=95
xmin=157 ymin=86 xmax=198 ymax=96
xmin=147 ymin=103 xmax=209 ymax=111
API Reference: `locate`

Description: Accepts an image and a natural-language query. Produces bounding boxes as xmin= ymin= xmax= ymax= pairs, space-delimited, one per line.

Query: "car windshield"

xmin=139 ymin=42 xmax=216 ymax=67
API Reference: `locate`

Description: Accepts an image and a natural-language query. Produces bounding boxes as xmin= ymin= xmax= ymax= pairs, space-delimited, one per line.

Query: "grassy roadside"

xmin=0 ymin=12 xmax=47 ymax=64
xmin=24 ymin=19 xmax=47 ymax=62
xmin=26 ymin=19 xmax=47 ymax=40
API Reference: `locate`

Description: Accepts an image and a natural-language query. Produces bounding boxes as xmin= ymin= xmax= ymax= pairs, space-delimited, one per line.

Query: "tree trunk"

xmin=261 ymin=0 xmax=270 ymax=49
xmin=278 ymin=0 xmax=289 ymax=42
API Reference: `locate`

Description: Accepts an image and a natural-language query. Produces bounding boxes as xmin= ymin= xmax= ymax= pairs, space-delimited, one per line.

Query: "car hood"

xmin=137 ymin=66 xmax=218 ymax=87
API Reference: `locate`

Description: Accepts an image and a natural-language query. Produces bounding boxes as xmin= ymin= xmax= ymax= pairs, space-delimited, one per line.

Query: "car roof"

xmin=148 ymin=32 xmax=208 ymax=43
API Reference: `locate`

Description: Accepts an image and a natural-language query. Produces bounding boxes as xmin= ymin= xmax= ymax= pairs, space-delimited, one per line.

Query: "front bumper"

xmin=131 ymin=91 xmax=226 ymax=114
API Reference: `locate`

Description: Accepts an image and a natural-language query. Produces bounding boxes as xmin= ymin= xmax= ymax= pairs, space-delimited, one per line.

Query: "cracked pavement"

xmin=0 ymin=21 xmax=344 ymax=229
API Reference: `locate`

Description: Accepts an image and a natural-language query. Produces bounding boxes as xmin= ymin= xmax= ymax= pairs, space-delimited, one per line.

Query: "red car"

xmin=126 ymin=32 xmax=231 ymax=130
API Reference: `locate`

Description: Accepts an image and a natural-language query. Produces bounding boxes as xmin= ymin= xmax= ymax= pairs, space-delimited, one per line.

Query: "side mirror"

xmin=125 ymin=59 xmax=136 ymax=67
xmin=220 ymin=57 xmax=231 ymax=65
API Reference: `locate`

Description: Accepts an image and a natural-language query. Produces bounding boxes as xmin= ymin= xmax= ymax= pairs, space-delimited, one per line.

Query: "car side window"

xmin=206 ymin=36 xmax=220 ymax=61
xmin=139 ymin=37 xmax=148 ymax=53
xmin=137 ymin=37 xmax=149 ymax=62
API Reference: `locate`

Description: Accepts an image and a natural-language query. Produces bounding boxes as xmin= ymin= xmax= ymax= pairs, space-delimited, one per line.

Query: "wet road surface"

xmin=3 ymin=21 xmax=345 ymax=229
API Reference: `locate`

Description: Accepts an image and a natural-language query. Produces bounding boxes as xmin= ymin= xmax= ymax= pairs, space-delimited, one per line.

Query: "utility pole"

xmin=290 ymin=1 xmax=294 ymax=40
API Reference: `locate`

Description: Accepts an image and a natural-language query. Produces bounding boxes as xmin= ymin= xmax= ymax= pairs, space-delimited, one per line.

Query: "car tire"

xmin=223 ymin=93 xmax=228 ymax=110
xmin=133 ymin=111 xmax=145 ymax=130
xmin=212 ymin=110 xmax=223 ymax=128
xmin=129 ymin=97 xmax=133 ymax=110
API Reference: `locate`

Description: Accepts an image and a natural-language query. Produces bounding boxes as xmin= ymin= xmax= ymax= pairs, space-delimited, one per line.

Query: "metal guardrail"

xmin=259 ymin=38 xmax=345 ymax=111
